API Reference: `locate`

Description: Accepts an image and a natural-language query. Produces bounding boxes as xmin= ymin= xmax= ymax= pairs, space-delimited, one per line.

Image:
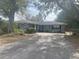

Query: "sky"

xmin=0 ymin=1 xmax=62 ymax=22
xmin=45 ymin=10 xmax=62 ymax=22
xmin=15 ymin=6 xmax=62 ymax=22
xmin=45 ymin=12 xmax=57 ymax=21
xmin=27 ymin=3 xmax=39 ymax=16
xmin=26 ymin=1 xmax=62 ymax=22
xmin=15 ymin=2 xmax=62 ymax=22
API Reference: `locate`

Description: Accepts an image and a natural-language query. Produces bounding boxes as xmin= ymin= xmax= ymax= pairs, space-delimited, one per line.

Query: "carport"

xmin=35 ymin=22 xmax=66 ymax=33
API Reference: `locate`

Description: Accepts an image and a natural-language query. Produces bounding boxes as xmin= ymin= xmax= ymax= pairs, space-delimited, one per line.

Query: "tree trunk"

xmin=8 ymin=11 xmax=15 ymax=33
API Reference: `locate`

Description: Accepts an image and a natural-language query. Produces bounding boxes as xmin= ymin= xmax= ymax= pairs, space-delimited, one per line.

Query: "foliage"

xmin=39 ymin=0 xmax=79 ymax=32
xmin=0 ymin=0 xmax=27 ymax=32
xmin=34 ymin=0 xmax=79 ymax=21
xmin=13 ymin=22 xmax=25 ymax=35
xmin=0 ymin=20 xmax=8 ymax=34
xmin=0 ymin=0 xmax=27 ymax=16
xmin=25 ymin=29 xmax=36 ymax=34
xmin=57 ymin=9 xmax=79 ymax=27
xmin=0 ymin=20 xmax=25 ymax=35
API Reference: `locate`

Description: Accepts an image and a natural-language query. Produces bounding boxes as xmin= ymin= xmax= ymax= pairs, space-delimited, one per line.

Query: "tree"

xmin=34 ymin=0 xmax=79 ymax=21
xmin=33 ymin=0 xmax=79 ymax=32
xmin=55 ymin=7 xmax=79 ymax=33
xmin=39 ymin=0 xmax=79 ymax=11
xmin=0 ymin=0 xmax=27 ymax=33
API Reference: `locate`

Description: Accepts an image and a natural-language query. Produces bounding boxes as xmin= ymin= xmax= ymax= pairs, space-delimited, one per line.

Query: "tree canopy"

xmin=0 ymin=0 xmax=27 ymax=32
xmin=33 ymin=0 xmax=79 ymax=20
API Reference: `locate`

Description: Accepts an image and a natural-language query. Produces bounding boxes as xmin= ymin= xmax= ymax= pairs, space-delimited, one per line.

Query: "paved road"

xmin=0 ymin=33 xmax=76 ymax=59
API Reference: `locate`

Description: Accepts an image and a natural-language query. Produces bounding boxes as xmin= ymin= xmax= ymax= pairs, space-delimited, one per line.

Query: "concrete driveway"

xmin=0 ymin=33 xmax=77 ymax=59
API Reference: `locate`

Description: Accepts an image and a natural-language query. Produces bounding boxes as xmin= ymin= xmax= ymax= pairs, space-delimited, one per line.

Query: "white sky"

xmin=0 ymin=10 xmax=62 ymax=21
xmin=14 ymin=2 xmax=62 ymax=21
xmin=0 ymin=2 xmax=62 ymax=22
xmin=45 ymin=12 xmax=57 ymax=21
xmin=44 ymin=7 xmax=62 ymax=22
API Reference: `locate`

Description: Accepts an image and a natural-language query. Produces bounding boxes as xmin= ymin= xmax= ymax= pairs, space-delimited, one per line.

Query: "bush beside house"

xmin=0 ymin=20 xmax=8 ymax=35
xmin=0 ymin=19 xmax=36 ymax=35
xmin=25 ymin=29 xmax=36 ymax=34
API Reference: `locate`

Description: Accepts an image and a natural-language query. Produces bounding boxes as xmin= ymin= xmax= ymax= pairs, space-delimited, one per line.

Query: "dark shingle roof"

xmin=17 ymin=20 xmax=67 ymax=25
xmin=37 ymin=21 xmax=66 ymax=25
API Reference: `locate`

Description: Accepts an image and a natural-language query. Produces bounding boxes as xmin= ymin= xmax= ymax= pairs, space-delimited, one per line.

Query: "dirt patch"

xmin=0 ymin=33 xmax=34 ymax=46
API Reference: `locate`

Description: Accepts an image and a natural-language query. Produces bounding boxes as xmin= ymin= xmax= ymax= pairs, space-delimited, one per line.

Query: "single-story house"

xmin=17 ymin=20 xmax=67 ymax=33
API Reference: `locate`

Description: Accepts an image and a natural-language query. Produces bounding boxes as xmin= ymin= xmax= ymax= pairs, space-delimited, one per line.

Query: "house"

xmin=17 ymin=20 xmax=67 ymax=33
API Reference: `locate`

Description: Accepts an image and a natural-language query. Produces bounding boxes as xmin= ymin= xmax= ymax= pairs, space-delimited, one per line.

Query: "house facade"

xmin=18 ymin=21 xmax=66 ymax=33
xmin=36 ymin=25 xmax=65 ymax=33
xmin=35 ymin=22 xmax=66 ymax=33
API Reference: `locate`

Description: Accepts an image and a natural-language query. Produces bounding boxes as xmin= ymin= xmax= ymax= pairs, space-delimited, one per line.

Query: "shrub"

xmin=0 ymin=20 xmax=8 ymax=34
xmin=13 ymin=22 xmax=25 ymax=35
xmin=0 ymin=29 xmax=4 ymax=35
xmin=25 ymin=29 xmax=36 ymax=34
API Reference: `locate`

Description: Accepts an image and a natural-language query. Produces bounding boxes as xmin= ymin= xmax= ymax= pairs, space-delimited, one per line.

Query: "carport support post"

xmin=61 ymin=25 xmax=65 ymax=33
xmin=34 ymin=24 xmax=36 ymax=31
